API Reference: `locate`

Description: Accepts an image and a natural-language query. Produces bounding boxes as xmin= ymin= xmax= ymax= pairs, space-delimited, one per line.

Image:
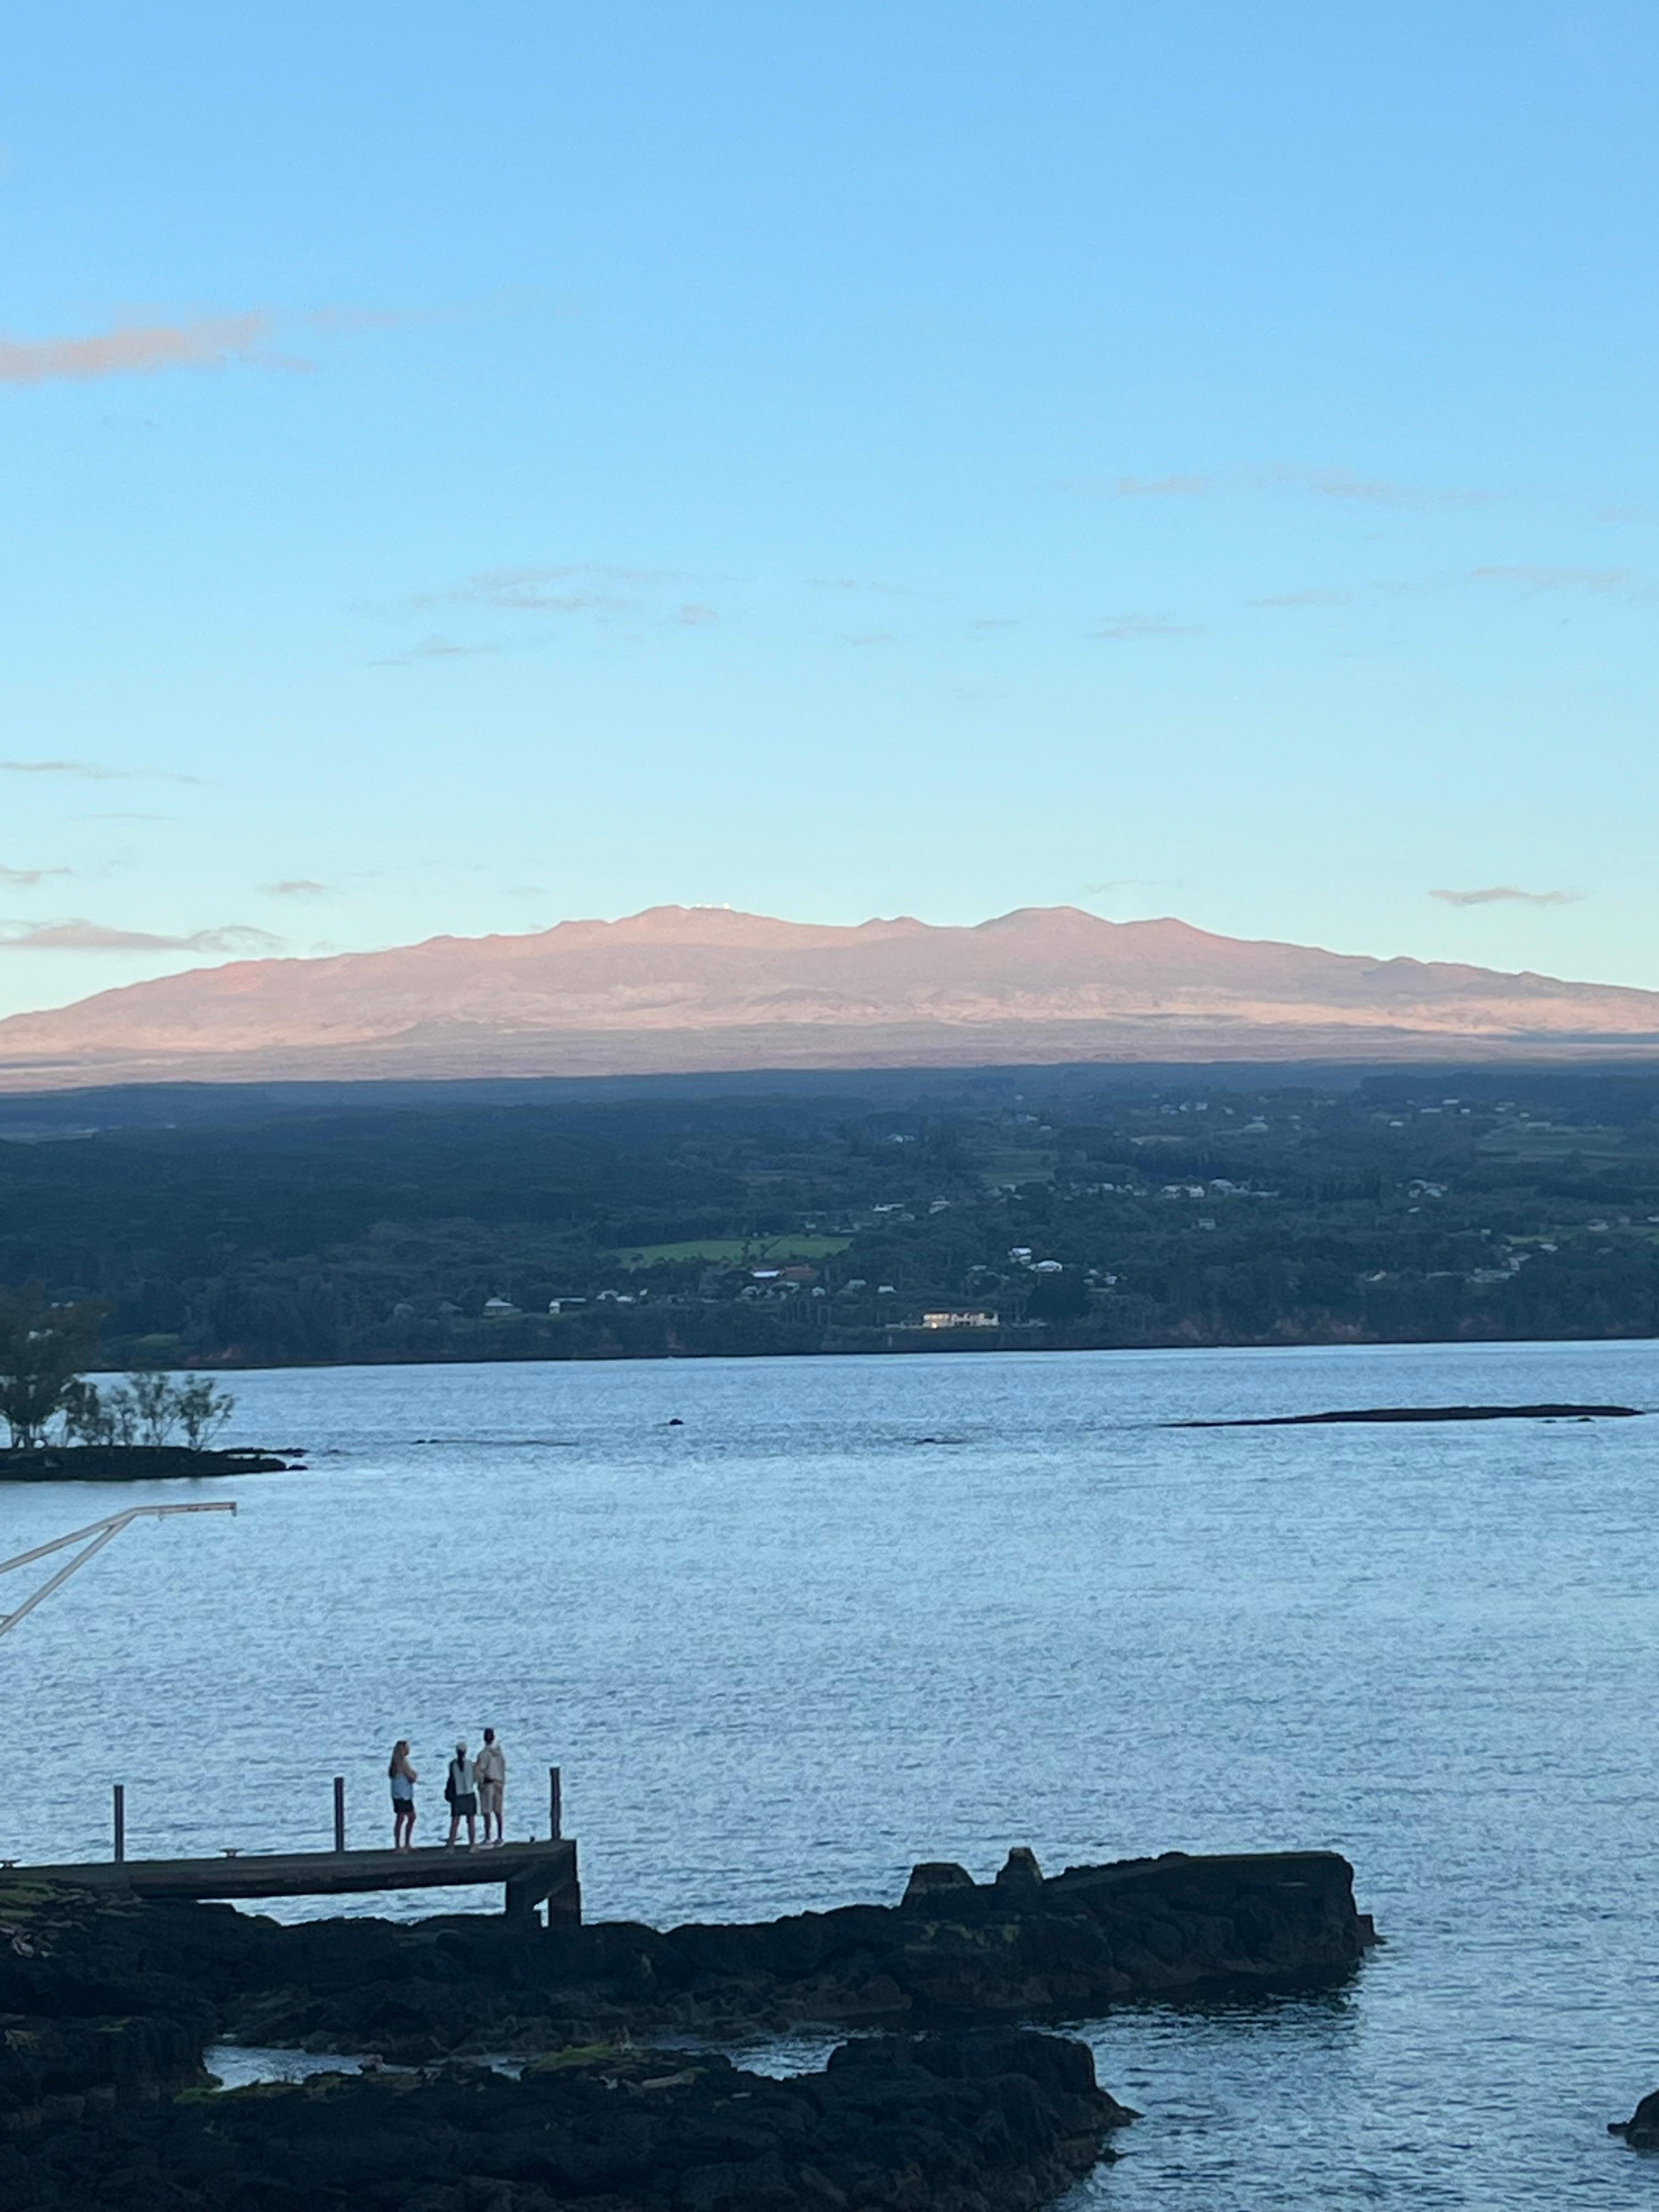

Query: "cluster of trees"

xmin=0 ymin=1285 xmax=235 ymax=1451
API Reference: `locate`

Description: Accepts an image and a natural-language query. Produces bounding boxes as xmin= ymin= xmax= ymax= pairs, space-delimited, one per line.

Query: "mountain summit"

xmin=0 ymin=905 xmax=1654 ymax=1090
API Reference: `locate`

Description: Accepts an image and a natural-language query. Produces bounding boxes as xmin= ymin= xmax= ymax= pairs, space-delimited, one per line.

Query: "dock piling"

xmin=332 ymin=1776 xmax=345 ymax=1853
xmin=549 ymin=1765 xmax=562 ymax=1841
xmin=112 ymin=1784 xmax=125 ymax=1863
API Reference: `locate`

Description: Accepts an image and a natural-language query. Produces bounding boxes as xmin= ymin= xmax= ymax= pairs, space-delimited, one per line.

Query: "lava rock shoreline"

xmin=0 ymin=1848 xmax=1373 ymax=2208
xmin=228 ymin=1846 xmax=1376 ymax=2057
xmin=0 ymin=1444 xmax=300 ymax=1482
xmin=0 ymin=1846 xmax=1374 ymax=2083
xmin=3 ymin=2029 xmax=1135 ymax=2212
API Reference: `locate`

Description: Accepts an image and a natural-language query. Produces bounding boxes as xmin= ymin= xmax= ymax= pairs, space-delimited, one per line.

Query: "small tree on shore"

xmin=0 ymin=1288 xmax=235 ymax=1452
xmin=0 ymin=1288 xmax=104 ymax=1449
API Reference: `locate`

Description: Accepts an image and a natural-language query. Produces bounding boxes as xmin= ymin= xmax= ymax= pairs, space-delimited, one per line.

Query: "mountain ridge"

xmin=0 ymin=904 xmax=1655 ymax=1090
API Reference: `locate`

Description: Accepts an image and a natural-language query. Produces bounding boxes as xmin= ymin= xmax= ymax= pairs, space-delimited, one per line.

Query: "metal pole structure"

xmin=112 ymin=1782 xmax=125 ymax=1864
xmin=0 ymin=1503 xmax=236 ymax=1643
xmin=333 ymin=1776 xmax=346 ymax=1853
xmin=549 ymin=1765 xmax=562 ymax=1842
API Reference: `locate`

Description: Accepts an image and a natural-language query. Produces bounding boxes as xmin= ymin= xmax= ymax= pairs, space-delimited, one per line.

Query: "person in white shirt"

xmin=444 ymin=1741 xmax=478 ymax=1848
xmin=475 ymin=1728 xmax=507 ymax=1846
xmin=388 ymin=1741 xmax=418 ymax=1851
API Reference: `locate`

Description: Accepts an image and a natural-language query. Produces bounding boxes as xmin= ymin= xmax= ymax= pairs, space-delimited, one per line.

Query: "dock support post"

xmin=333 ymin=1776 xmax=346 ymax=1853
xmin=549 ymin=1765 xmax=562 ymax=1841
xmin=112 ymin=1783 xmax=125 ymax=1864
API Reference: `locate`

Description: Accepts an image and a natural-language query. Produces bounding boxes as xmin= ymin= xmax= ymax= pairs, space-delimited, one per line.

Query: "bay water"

xmin=5 ymin=1340 xmax=1658 ymax=2206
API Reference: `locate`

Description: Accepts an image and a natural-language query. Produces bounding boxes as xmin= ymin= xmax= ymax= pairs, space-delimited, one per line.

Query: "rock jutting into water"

xmin=1 ymin=2029 xmax=1137 ymax=2212
xmin=0 ymin=1848 xmax=1376 ymax=2086
xmin=1170 ymin=1403 xmax=1642 ymax=1429
xmin=0 ymin=1849 xmax=1372 ymax=2207
xmin=0 ymin=1444 xmax=302 ymax=1482
xmin=1610 ymin=2089 xmax=1659 ymax=2146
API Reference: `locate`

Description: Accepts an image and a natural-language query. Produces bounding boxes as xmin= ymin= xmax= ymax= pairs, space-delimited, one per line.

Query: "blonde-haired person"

xmin=389 ymin=1741 xmax=418 ymax=1850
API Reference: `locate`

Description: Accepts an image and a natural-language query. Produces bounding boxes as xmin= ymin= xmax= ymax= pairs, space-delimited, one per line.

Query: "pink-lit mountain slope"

xmin=0 ymin=906 xmax=1655 ymax=1090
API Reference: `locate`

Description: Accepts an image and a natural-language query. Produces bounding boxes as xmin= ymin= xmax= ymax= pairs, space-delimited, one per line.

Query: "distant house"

xmin=548 ymin=1297 xmax=586 ymax=1314
xmin=921 ymin=1310 xmax=999 ymax=1330
xmin=482 ymin=1296 xmax=519 ymax=1319
xmin=1034 ymin=1259 xmax=1063 ymax=1273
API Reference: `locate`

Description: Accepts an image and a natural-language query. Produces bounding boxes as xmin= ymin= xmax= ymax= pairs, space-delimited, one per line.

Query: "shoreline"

xmin=73 ymin=1325 xmax=1659 ymax=1381
xmin=0 ymin=1845 xmax=1371 ymax=2208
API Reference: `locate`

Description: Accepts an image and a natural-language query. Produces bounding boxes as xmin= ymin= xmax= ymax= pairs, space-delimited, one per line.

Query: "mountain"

xmin=0 ymin=905 xmax=1655 ymax=1091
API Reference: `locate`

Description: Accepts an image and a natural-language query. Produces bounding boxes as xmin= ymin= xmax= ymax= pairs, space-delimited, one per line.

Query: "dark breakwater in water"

xmin=0 ymin=1444 xmax=300 ymax=1482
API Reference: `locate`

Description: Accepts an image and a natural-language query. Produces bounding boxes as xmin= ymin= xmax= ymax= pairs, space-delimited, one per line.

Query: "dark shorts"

xmin=451 ymin=1793 xmax=478 ymax=1816
xmin=392 ymin=1795 xmax=414 ymax=1815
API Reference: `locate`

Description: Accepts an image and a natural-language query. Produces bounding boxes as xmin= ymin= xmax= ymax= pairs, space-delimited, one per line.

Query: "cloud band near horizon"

xmin=1430 ymin=885 xmax=1582 ymax=908
xmin=0 ymin=921 xmax=284 ymax=953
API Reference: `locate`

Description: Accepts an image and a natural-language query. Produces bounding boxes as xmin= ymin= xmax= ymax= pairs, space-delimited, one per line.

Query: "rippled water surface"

xmin=7 ymin=1340 xmax=1659 ymax=2205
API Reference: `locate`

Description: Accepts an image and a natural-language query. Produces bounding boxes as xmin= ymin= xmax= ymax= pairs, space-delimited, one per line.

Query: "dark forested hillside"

xmin=2 ymin=1064 xmax=1658 ymax=1368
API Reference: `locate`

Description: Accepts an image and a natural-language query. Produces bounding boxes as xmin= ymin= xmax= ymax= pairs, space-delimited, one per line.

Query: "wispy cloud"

xmin=1090 ymin=611 xmax=1203 ymax=641
xmin=259 ymin=879 xmax=331 ymax=898
xmin=376 ymin=565 xmax=715 ymax=654
xmin=1065 ymin=465 xmax=1492 ymax=512
xmin=1430 ymin=885 xmax=1583 ymax=909
xmin=0 ymin=314 xmax=276 ymax=385
xmin=419 ymin=565 xmax=694 ymax=612
xmin=1091 ymin=473 xmax=1214 ymax=498
xmin=1 ymin=759 xmax=200 ymax=785
xmin=0 ymin=864 xmax=74 ymax=887
xmin=369 ymin=637 xmax=504 ymax=667
xmin=1469 ymin=564 xmax=1656 ymax=599
xmin=1252 ymin=588 xmax=1353 ymax=608
xmin=0 ymin=920 xmax=284 ymax=953
xmin=811 ymin=577 xmax=911 ymax=597
xmin=0 ymin=304 xmax=435 ymax=388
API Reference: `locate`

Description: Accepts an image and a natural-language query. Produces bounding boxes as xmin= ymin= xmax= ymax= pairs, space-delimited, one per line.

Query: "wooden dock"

xmin=9 ymin=1838 xmax=580 ymax=1925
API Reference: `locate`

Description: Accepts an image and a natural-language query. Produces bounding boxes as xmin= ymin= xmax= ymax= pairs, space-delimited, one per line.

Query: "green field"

xmin=613 ymin=1235 xmax=852 ymax=1268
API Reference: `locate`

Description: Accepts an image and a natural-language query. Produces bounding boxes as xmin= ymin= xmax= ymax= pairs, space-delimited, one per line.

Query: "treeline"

xmin=0 ymin=1066 xmax=1656 ymax=1367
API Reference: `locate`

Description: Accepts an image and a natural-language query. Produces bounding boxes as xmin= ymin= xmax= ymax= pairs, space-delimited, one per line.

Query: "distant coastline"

xmin=4 ymin=1059 xmax=1658 ymax=1376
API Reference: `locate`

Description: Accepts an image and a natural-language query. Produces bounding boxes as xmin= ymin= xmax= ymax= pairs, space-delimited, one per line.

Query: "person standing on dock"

xmin=389 ymin=1741 xmax=418 ymax=1850
xmin=475 ymin=1728 xmax=506 ymax=1846
xmin=444 ymin=1740 xmax=478 ymax=1848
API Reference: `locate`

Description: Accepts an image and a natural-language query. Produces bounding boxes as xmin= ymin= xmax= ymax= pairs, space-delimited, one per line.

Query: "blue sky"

xmin=2 ymin=2 xmax=1657 ymax=1019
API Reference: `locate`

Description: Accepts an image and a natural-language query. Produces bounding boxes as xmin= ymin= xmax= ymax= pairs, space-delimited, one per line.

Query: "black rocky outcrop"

xmin=228 ymin=1847 xmax=1375 ymax=2057
xmin=1 ymin=2031 xmax=1133 ymax=2211
xmin=1 ymin=1849 xmax=1375 ymax=2085
xmin=0 ymin=1445 xmax=297 ymax=1482
xmin=1610 ymin=2089 xmax=1659 ymax=2146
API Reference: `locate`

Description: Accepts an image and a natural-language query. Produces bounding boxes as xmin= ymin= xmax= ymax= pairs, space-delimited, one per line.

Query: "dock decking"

xmin=7 ymin=1837 xmax=580 ymax=1925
